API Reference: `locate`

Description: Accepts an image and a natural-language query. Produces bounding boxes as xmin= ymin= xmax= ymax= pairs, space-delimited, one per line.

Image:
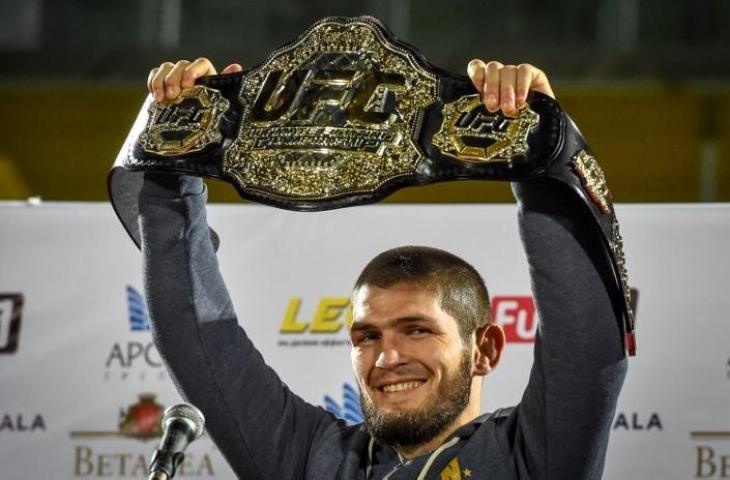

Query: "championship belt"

xmin=108 ymin=15 xmax=636 ymax=356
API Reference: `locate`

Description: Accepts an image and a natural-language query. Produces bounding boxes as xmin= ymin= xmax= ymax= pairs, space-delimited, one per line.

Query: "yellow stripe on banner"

xmin=690 ymin=431 xmax=730 ymax=440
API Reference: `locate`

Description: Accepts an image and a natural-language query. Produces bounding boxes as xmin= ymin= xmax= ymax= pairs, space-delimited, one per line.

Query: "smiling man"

xmin=140 ymin=58 xmax=627 ymax=479
xmin=350 ymin=248 xmax=504 ymax=461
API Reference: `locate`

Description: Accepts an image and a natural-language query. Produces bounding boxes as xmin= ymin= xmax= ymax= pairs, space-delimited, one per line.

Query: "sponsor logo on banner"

xmin=69 ymin=393 xmax=216 ymax=477
xmin=276 ymin=294 xmax=537 ymax=347
xmin=691 ymin=429 xmax=730 ymax=478
xmin=127 ymin=285 xmax=149 ymax=332
xmin=324 ymin=383 xmax=363 ymax=425
xmin=276 ymin=289 xmax=640 ymax=347
xmin=492 ymin=288 xmax=640 ymax=344
xmin=0 ymin=413 xmax=46 ymax=432
xmin=104 ymin=286 xmax=165 ymax=382
xmin=491 ymin=296 xmax=537 ymax=343
xmin=612 ymin=411 xmax=663 ymax=431
xmin=0 ymin=293 xmax=23 ymax=354
xmin=277 ymin=296 xmax=352 ymax=347
xmin=71 ymin=393 xmax=164 ymax=440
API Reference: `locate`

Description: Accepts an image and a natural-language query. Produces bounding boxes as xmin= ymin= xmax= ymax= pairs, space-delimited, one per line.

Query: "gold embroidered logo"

xmin=439 ymin=457 xmax=472 ymax=479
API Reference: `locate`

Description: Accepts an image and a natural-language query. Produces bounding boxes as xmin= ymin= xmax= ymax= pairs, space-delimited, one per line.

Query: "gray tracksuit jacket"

xmin=138 ymin=174 xmax=627 ymax=479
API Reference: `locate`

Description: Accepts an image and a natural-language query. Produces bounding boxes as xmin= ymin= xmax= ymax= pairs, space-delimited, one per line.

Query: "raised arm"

xmin=468 ymin=60 xmax=628 ymax=479
xmin=512 ymin=178 xmax=627 ymax=479
xmin=137 ymin=126 xmax=337 ymax=479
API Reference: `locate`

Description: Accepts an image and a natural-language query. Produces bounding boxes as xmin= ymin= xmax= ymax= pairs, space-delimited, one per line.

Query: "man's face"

xmin=350 ymin=282 xmax=473 ymax=446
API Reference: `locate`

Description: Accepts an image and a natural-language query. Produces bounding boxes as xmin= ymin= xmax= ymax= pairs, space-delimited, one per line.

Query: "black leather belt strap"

xmin=108 ymin=15 xmax=636 ymax=356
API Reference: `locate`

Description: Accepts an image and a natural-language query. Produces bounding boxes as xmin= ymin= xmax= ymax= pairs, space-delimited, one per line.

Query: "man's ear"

xmin=472 ymin=323 xmax=505 ymax=376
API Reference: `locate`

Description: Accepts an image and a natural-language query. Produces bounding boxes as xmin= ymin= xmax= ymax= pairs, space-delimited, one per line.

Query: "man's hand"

xmin=147 ymin=58 xmax=243 ymax=102
xmin=466 ymin=60 xmax=554 ymax=118
xmin=145 ymin=57 xmax=552 ymax=114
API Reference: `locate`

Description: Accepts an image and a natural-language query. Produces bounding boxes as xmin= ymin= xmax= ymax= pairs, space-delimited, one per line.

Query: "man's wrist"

xmin=141 ymin=173 xmax=205 ymax=198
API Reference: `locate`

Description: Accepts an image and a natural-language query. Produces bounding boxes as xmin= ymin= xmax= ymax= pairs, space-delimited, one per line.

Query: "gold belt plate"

xmin=225 ymin=17 xmax=439 ymax=200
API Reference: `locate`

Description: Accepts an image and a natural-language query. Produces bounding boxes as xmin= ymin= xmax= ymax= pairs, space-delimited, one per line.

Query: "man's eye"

xmin=409 ymin=327 xmax=429 ymax=335
xmin=357 ymin=332 xmax=378 ymax=343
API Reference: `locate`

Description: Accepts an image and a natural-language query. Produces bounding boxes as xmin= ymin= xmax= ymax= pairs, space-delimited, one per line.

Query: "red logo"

xmin=491 ymin=296 xmax=537 ymax=343
xmin=119 ymin=393 xmax=164 ymax=439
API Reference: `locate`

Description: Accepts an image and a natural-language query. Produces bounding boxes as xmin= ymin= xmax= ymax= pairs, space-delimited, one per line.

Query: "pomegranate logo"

xmin=70 ymin=393 xmax=164 ymax=440
xmin=118 ymin=394 xmax=164 ymax=439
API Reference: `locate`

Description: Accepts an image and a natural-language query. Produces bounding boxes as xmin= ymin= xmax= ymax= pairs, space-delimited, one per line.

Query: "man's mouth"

xmin=379 ymin=380 xmax=426 ymax=393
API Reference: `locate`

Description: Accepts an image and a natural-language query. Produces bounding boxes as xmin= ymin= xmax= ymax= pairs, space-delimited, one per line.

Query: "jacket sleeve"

xmin=509 ymin=178 xmax=628 ymax=479
xmin=137 ymin=174 xmax=337 ymax=479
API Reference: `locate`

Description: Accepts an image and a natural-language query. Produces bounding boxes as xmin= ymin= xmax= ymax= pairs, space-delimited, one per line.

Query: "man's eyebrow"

xmin=350 ymin=316 xmax=436 ymax=333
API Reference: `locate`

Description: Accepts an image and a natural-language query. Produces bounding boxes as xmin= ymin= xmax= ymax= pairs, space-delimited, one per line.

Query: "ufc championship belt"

xmin=108 ymin=16 xmax=636 ymax=356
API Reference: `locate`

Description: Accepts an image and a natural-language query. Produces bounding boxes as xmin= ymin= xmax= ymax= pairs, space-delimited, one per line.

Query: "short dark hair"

xmin=353 ymin=246 xmax=491 ymax=341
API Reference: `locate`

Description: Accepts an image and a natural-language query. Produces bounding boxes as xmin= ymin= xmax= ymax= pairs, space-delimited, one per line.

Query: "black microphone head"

xmin=162 ymin=404 xmax=205 ymax=440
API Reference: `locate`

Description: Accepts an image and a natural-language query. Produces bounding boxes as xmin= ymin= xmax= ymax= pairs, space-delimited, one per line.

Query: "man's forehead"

xmin=351 ymin=282 xmax=441 ymax=318
xmin=353 ymin=281 xmax=438 ymax=301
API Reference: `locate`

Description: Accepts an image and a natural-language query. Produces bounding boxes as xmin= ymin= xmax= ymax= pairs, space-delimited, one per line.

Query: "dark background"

xmin=2 ymin=0 xmax=729 ymax=203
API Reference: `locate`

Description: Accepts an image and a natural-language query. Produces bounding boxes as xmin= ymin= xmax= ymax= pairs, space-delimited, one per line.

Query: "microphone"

xmin=147 ymin=403 xmax=206 ymax=480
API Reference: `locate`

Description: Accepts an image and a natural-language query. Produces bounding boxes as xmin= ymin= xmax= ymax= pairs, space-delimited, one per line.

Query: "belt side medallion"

xmin=433 ymin=94 xmax=539 ymax=162
xmin=611 ymin=216 xmax=634 ymax=321
xmin=139 ymin=85 xmax=229 ymax=156
xmin=573 ymin=149 xmax=612 ymax=214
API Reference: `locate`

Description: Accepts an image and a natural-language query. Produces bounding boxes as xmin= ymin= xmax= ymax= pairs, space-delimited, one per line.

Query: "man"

xmin=139 ymin=58 xmax=626 ymax=479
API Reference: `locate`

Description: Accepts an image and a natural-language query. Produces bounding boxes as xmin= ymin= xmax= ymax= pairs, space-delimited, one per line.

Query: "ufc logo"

xmin=250 ymin=53 xmax=406 ymax=126
xmin=491 ymin=296 xmax=537 ymax=343
xmin=456 ymin=111 xmax=498 ymax=137
xmin=158 ymin=102 xmax=204 ymax=127
xmin=0 ymin=294 xmax=23 ymax=354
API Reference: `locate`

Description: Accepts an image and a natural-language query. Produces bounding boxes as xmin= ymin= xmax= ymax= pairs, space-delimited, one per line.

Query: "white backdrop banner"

xmin=1 ymin=201 xmax=729 ymax=479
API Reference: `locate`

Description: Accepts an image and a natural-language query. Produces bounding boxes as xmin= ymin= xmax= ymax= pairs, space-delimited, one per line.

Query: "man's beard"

xmin=359 ymin=349 xmax=472 ymax=449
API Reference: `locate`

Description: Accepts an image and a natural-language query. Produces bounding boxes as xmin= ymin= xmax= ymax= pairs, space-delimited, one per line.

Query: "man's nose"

xmin=374 ymin=337 xmax=407 ymax=369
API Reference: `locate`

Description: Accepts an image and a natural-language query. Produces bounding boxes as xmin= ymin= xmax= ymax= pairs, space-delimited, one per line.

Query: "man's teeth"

xmin=382 ymin=381 xmax=424 ymax=393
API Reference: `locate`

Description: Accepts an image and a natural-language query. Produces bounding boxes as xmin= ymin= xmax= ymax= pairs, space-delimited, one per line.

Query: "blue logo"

xmin=126 ymin=286 xmax=150 ymax=332
xmin=324 ymin=383 xmax=363 ymax=425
